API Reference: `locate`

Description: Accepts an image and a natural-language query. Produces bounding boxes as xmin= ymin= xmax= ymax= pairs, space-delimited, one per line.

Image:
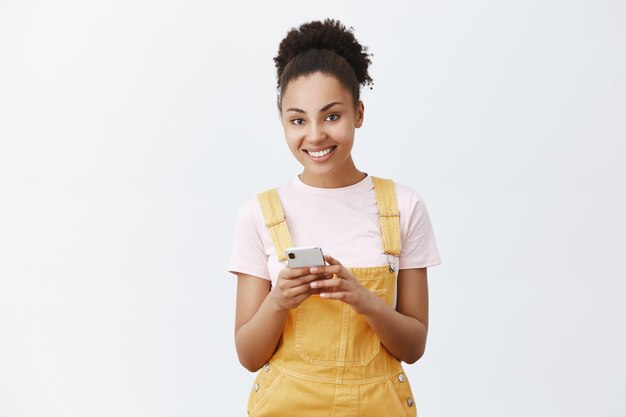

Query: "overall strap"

xmin=257 ymin=188 xmax=294 ymax=263
xmin=371 ymin=177 xmax=401 ymax=256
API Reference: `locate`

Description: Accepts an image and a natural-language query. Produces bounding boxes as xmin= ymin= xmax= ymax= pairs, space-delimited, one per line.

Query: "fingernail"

xmin=310 ymin=282 xmax=318 ymax=288
xmin=310 ymin=267 xmax=319 ymax=273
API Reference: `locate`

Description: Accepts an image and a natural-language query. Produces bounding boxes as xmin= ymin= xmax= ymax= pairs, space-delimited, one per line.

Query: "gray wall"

xmin=1 ymin=0 xmax=624 ymax=415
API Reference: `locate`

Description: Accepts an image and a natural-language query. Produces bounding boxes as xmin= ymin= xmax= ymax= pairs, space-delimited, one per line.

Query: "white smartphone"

xmin=285 ymin=246 xmax=325 ymax=268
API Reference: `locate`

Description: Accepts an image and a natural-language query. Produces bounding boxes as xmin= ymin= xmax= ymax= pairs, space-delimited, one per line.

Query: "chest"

xmin=262 ymin=193 xmax=394 ymax=285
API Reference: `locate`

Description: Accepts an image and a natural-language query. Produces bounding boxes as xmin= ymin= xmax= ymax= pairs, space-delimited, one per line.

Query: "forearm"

xmin=235 ymin=296 xmax=288 ymax=372
xmin=364 ymin=295 xmax=428 ymax=364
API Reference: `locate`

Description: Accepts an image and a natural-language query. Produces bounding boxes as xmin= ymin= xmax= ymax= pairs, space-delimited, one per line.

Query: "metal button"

xmin=252 ymin=383 xmax=259 ymax=392
xmin=263 ymin=363 xmax=270 ymax=372
xmin=398 ymin=374 xmax=406 ymax=383
xmin=406 ymin=398 xmax=414 ymax=407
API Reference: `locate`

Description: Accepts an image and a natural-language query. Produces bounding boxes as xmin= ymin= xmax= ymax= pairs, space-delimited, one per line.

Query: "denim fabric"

xmin=251 ymin=177 xmax=416 ymax=417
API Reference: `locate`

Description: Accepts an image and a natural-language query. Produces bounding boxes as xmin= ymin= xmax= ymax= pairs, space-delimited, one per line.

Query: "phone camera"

xmin=288 ymin=252 xmax=295 ymax=259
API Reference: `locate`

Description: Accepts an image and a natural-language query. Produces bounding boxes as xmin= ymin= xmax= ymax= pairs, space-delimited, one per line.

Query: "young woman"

xmin=228 ymin=19 xmax=441 ymax=417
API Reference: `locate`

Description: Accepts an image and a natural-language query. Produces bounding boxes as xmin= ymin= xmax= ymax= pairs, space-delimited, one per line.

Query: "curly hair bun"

xmin=274 ymin=18 xmax=373 ymax=90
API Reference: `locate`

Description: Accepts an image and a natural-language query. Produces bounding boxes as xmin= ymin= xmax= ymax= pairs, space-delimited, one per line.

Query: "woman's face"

xmin=280 ymin=72 xmax=364 ymax=186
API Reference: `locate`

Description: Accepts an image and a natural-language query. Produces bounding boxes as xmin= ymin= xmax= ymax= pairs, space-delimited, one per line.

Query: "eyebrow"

xmin=285 ymin=101 xmax=344 ymax=114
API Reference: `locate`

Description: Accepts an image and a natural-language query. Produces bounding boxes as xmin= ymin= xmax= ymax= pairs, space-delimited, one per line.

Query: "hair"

xmin=274 ymin=19 xmax=373 ymax=111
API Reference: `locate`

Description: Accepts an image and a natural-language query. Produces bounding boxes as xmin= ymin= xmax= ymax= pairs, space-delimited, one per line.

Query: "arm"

xmin=234 ymin=268 xmax=328 ymax=372
xmin=234 ymin=274 xmax=287 ymax=372
xmin=362 ymin=267 xmax=429 ymax=364
xmin=310 ymin=256 xmax=429 ymax=364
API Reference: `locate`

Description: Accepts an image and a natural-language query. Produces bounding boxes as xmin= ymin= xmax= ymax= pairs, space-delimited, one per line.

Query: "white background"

xmin=1 ymin=1 xmax=625 ymax=416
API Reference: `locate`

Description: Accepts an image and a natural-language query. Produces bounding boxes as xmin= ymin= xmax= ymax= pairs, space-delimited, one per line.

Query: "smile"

xmin=304 ymin=146 xmax=336 ymax=158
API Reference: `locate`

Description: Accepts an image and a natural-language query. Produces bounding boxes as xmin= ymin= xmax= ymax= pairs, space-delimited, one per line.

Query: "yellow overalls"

xmin=249 ymin=177 xmax=417 ymax=417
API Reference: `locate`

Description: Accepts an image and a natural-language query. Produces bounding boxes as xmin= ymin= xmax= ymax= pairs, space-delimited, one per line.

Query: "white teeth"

xmin=307 ymin=147 xmax=334 ymax=157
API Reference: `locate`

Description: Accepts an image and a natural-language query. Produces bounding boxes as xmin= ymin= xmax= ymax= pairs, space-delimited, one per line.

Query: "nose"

xmin=306 ymin=121 xmax=326 ymax=144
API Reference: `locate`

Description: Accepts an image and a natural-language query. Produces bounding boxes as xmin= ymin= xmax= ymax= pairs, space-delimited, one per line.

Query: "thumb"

xmin=324 ymin=254 xmax=342 ymax=266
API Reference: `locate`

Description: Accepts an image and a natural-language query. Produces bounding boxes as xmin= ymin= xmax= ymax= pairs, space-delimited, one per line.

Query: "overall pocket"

xmin=247 ymin=363 xmax=284 ymax=416
xmin=387 ymin=373 xmax=418 ymax=417
xmin=294 ymin=265 xmax=396 ymax=366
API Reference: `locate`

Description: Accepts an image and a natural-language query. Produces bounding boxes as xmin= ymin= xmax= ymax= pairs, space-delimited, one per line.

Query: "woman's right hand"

xmin=268 ymin=266 xmax=330 ymax=311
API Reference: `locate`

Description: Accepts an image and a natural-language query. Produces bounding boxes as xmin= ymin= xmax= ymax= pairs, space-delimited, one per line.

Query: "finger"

xmin=307 ymin=255 xmax=339 ymax=273
xmin=282 ymin=266 xmax=317 ymax=280
xmin=310 ymin=287 xmax=323 ymax=295
xmin=289 ymin=273 xmax=328 ymax=287
xmin=323 ymin=254 xmax=342 ymax=266
xmin=282 ymin=282 xmax=319 ymax=299
xmin=320 ymin=291 xmax=346 ymax=300
xmin=292 ymin=294 xmax=309 ymax=306
xmin=309 ymin=264 xmax=342 ymax=275
xmin=310 ymin=278 xmax=342 ymax=289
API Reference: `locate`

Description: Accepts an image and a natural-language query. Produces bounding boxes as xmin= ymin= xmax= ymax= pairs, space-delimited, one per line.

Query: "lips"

xmin=304 ymin=146 xmax=336 ymax=158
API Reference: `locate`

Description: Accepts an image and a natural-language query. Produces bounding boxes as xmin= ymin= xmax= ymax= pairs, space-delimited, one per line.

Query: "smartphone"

xmin=285 ymin=246 xmax=325 ymax=268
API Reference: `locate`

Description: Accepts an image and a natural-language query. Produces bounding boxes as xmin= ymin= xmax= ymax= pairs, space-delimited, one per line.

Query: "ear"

xmin=355 ymin=100 xmax=365 ymax=128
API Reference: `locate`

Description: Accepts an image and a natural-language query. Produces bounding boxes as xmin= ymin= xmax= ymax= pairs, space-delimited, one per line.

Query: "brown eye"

xmin=291 ymin=118 xmax=305 ymax=125
xmin=325 ymin=114 xmax=340 ymax=122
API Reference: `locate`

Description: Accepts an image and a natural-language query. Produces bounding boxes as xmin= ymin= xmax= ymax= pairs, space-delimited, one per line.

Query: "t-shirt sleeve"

xmin=227 ymin=198 xmax=271 ymax=280
xmin=398 ymin=189 xmax=441 ymax=270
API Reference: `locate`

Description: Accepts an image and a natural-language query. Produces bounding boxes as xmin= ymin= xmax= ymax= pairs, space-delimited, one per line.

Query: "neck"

xmin=298 ymin=159 xmax=366 ymax=189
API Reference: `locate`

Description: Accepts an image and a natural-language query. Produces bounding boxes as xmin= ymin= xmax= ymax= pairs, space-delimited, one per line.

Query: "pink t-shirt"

xmin=228 ymin=175 xmax=441 ymax=297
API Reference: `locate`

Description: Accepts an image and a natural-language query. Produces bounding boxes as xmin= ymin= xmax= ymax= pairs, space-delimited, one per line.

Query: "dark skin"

xmin=234 ymin=72 xmax=429 ymax=372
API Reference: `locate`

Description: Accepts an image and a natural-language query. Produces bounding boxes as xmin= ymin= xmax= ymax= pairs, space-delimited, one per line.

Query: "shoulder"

xmin=233 ymin=195 xmax=266 ymax=234
xmin=235 ymin=181 xmax=293 ymax=222
xmin=391 ymin=180 xmax=427 ymax=210
xmin=236 ymin=195 xmax=261 ymax=218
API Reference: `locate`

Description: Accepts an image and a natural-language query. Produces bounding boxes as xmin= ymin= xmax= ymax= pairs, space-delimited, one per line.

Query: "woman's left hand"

xmin=309 ymin=254 xmax=377 ymax=315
